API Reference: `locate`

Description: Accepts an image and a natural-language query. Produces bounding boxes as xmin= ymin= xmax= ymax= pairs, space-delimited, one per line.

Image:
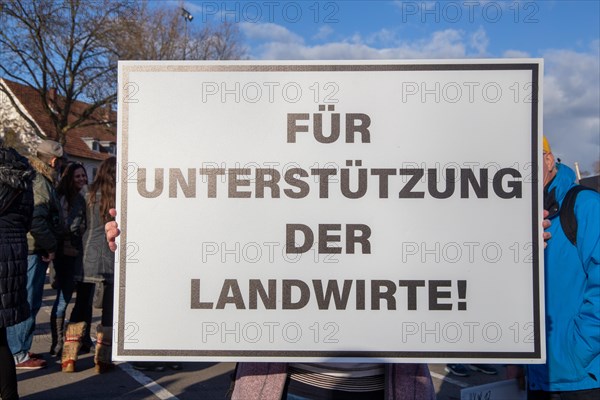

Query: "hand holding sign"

xmin=106 ymin=208 xmax=119 ymax=252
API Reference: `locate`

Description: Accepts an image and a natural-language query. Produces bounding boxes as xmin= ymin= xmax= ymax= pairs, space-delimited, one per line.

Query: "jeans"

xmin=7 ymin=254 xmax=48 ymax=363
xmin=51 ymin=254 xmax=77 ymax=318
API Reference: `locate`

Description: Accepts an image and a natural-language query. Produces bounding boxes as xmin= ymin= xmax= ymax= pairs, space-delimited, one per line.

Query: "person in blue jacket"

xmin=509 ymin=137 xmax=600 ymax=399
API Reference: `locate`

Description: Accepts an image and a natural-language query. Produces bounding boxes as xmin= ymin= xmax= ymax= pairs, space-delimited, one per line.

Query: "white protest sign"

xmin=115 ymin=60 xmax=544 ymax=363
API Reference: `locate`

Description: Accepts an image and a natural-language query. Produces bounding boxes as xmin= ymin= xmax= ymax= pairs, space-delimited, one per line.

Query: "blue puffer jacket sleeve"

xmin=568 ymin=188 xmax=600 ymax=375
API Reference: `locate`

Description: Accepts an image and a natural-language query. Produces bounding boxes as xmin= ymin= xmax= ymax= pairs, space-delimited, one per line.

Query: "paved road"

xmin=16 ymin=279 xmax=508 ymax=399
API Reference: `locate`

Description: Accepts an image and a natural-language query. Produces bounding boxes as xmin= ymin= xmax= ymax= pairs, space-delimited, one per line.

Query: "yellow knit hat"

xmin=543 ymin=136 xmax=551 ymax=154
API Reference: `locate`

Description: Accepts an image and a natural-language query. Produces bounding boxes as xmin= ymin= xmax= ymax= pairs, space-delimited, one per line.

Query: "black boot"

xmin=50 ymin=316 xmax=65 ymax=357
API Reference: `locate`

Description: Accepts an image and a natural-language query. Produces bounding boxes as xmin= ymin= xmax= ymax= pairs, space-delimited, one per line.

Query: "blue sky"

xmin=179 ymin=0 xmax=600 ymax=174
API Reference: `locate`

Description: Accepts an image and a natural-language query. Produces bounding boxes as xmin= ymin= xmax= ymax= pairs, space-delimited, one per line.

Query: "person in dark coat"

xmin=49 ymin=163 xmax=87 ymax=357
xmin=64 ymin=157 xmax=115 ymax=373
xmin=0 ymin=144 xmax=34 ymax=400
xmin=7 ymin=139 xmax=63 ymax=371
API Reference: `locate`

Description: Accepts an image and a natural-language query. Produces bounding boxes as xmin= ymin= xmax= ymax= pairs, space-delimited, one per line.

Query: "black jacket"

xmin=0 ymin=147 xmax=34 ymax=328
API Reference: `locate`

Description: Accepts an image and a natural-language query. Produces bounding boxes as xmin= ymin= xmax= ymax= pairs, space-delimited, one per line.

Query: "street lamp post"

xmin=181 ymin=8 xmax=193 ymax=60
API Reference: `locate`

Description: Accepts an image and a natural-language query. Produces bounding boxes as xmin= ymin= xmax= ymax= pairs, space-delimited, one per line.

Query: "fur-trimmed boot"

xmin=80 ymin=322 xmax=93 ymax=354
xmin=61 ymin=321 xmax=86 ymax=372
xmin=49 ymin=316 xmax=65 ymax=357
xmin=94 ymin=324 xmax=113 ymax=373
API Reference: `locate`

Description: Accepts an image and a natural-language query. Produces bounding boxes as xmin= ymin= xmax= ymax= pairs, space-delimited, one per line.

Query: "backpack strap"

xmin=559 ymin=185 xmax=596 ymax=246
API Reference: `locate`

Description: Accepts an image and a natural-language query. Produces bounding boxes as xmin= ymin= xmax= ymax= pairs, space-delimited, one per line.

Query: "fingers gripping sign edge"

xmin=106 ymin=208 xmax=120 ymax=252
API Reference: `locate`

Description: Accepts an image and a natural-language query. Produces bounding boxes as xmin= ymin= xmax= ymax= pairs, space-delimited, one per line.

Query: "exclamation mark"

xmin=457 ymin=280 xmax=467 ymax=310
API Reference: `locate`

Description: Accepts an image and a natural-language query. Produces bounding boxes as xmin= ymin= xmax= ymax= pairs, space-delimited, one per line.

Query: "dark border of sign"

xmin=118 ymin=62 xmax=541 ymax=360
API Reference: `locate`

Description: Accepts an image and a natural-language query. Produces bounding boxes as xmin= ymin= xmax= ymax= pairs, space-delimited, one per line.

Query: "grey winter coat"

xmin=77 ymin=191 xmax=114 ymax=284
xmin=0 ymin=147 xmax=34 ymax=328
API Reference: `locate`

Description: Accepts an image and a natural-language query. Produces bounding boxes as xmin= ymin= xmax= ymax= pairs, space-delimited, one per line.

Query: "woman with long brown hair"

xmin=63 ymin=157 xmax=116 ymax=373
xmin=50 ymin=162 xmax=87 ymax=358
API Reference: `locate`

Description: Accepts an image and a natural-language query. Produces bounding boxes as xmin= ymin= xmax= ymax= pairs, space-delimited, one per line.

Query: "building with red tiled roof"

xmin=0 ymin=78 xmax=116 ymax=179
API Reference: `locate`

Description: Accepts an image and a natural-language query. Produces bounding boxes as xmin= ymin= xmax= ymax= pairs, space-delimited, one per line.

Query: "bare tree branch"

xmin=1 ymin=0 xmax=244 ymax=146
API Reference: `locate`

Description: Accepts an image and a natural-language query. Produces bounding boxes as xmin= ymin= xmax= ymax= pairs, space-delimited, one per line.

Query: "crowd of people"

xmin=0 ymin=138 xmax=117 ymax=399
xmin=1 ymin=135 xmax=599 ymax=400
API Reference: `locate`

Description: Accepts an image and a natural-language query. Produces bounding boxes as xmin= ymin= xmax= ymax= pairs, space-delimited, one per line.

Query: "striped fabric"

xmin=288 ymin=363 xmax=385 ymax=392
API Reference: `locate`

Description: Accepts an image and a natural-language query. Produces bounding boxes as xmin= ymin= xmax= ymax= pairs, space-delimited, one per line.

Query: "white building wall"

xmin=0 ymin=81 xmax=42 ymax=152
xmin=1 ymin=80 xmax=104 ymax=180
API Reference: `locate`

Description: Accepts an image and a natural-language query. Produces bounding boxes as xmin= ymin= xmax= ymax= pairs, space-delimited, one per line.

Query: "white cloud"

xmin=365 ymin=28 xmax=399 ymax=46
xmin=503 ymin=50 xmax=531 ymax=58
xmin=250 ymin=25 xmax=489 ymax=60
xmin=349 ymin=33 xmax=363 ymax=45
xmin=469 ymin=27 xmax=489 ymax=56
xmin=240 ymin=22 xmax=303 ymax=44
xmin=313 ymin=25 xmax=334 ymax=41
xmin=543 ymin=47 xmax=600 ymax=174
